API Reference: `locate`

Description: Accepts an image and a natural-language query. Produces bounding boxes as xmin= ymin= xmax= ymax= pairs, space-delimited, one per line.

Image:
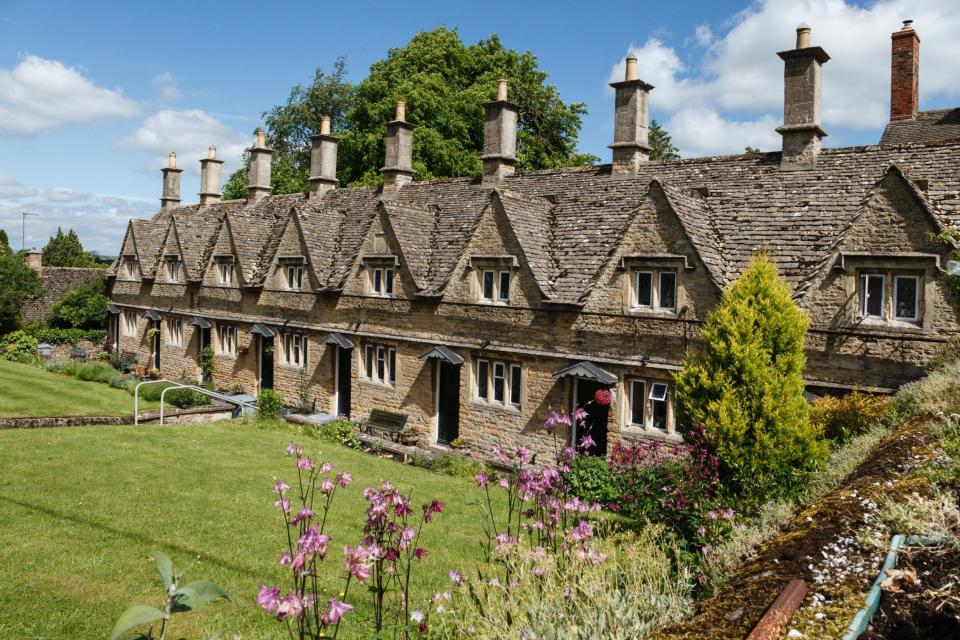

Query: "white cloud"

xmin=0 ymin=55 xmax=139 ymax=135
xmin=118 ymin=109 xmax=250 ymax=175
xmin=608 ymin=0 xmax=960 ymax=156
xmin=0 ymin=175 xmax=38 ymax=200
xmin=152 ymin=71 xmax=183 ymax=103
xmin=0 ymin=180 xmax=152 ymax=253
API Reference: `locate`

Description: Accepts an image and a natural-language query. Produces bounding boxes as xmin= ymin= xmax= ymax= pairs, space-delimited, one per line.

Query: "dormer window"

xmin=481 ymin=269 xmax=511 ymax=304
xmin=123 ymin=256 xmax=137 ymax=279
xmin=216 ymin=259 xmax=235 ymax=285
xmin=165 ymin=256 xmax=182 ymax=282
xmin=632 ymin=269 xmax=677 ymax=312
xmin=286 ymin=265 xmax=304 ymax=290
xmin=370 ymin=266 xmax=394 ymax=298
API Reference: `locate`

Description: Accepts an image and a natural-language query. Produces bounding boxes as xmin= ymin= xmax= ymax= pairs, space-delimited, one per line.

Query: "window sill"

xmin=359 ymin=379 xmax=396 ymax=391
xmin=214 ymin=352 xmax=237 ymax=359
xmin=620 ymin=425 xmax=681 ymax=443
xmin=856 ymin=316 xmax=925 ymax=332
xmin=468 ymin=400 xmax=522 ymax=416
xmin=478 ymin=300 xmax=510 ymax=307
xmin=279 ymin=364 xmax=308 ymax=371
xmin=626 ymin=307 xmax=677 ymax=317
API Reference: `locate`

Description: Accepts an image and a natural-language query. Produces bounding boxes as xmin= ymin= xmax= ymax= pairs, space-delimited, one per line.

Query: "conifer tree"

xmin=675 ymin=254 xmax=827 ymax=505
xmin=42 ymin=227 xmax=99 ymax=267
xmin=0 ymin=229 xmax=10 ymax=255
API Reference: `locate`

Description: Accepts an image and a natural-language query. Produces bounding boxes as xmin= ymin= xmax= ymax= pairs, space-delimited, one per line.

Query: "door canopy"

xmin=419 ymin=345 xmax=464 ymax=365
xmin=553 ymin=360 xmax=617 ymax=386
xmin=250 ymin=323 xmax=275 ymax=337
xmin=323 ymin=332 xmax=354 ymax=349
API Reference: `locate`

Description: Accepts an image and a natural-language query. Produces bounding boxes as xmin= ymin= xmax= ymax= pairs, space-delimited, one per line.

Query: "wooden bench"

xmin=359 ymin=409 xmax=412 ymax=444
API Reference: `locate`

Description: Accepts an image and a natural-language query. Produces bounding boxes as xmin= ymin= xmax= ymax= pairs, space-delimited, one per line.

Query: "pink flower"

xmin=279 ymin=551 xmax=292 ymax=566
xmin=277 ymin=592 xmax=305 ymax=620
xmin=326 ymin=597 xmax=353 ymax=624
xmin=449 ymin=570 xmax=462 ymax=586
xmin=708 ymin=510 xmax=718 ymax=520
xmin=291 ymin=506 xmax=314 ymax=525
xmin=424 ymin=500 xmax=444 ymax=523
xmin=497 ymin=477 xmax=510 ymax=489
xmin=572 ymin=407 xmax=588 ymax=422
xmin=578 ymin=434 xmax=596 ymax=451
xmin=343 ymin=545 xmax=372 ymax=582
xmin=286 ymin=443 xmax=302 ymax=457
xmin=255 ymin=585 xmax=281 ymax=613
xmin=272 ymin=479 xmax=289 ymax=495
xmin=299 ymin=526 xmax=330 ymax=558
xmin=319 ymin=478 xmax=335 ymax=494
xmin=297 ymin=457 xmax=314 ymax=471
xmin=722 ymin=508 xmax=735 ymax=520
xmin=320 ymin=462 xmax=334 ymax=473
xmin=493 ymin=446 xmax=510 ymax=464
xmin=273 ymin=498 xmax=290 ymax=513
xmin=335 ymin=472 xmax=352 ymax=487
xmin=474 ymin=473 xmax=490 ymax=488
xmin=516 ymin=447 xmax=532 ymax=464
xmin=414 ymin=547 xmax=428 ymax=560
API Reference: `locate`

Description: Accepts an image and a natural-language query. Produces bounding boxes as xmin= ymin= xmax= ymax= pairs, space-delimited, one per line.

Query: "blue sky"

xmin=1 ymin=0 xmax=958 ymax=253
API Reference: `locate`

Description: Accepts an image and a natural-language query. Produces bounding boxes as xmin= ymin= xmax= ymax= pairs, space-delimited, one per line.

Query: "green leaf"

xmin=173 ymin=580 xmax=230 ymax=612
xmin=110 ymin=604 xmax=165 ymax=640
xmin=153 ymin=551 xmax=174 ymax=590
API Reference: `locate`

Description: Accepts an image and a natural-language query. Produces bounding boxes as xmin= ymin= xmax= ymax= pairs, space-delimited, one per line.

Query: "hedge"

xmin=22 ymin=326 xmax=107 ymax=345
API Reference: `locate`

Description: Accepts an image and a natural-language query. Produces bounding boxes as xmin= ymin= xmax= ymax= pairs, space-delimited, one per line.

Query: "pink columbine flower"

xmin=326 ymin=598 xmax=353 ymax=625
xmin=474 ymin=473 xmax=490 ymax=488
xmin=414 ymin=547 xmax=428 ymax=560
xmin=320 ymin=462 xmax=333 ymax=473
xmin=319 ymin=478 xmax=335 ymax=494
xmin=449 ymin=570 xmax=462 ymax=586
xmin=277 ymin=592 xmax=305 ymax=620
xmin=273 ymin=498 xmax=291 ymax=513
xmin=708 ymin=510 xmax=718 ymax=520
xmin=286 ymin=443 xmax=302 ymax=457
xmin=297 ymin=457 xmax=314 ymax=471
xmin=423 ymin=500 xmax=444 ymax=523
xmin=722 ymin=508 xmax=735 ymax=520
xmin=272 ymin=479 xmax=289 ymax=495
xmin=497 ymin=477 xmax=510 ymax=489
xmin=299 ymin=526 xmax=330 ymax=558
xmin=516 ymin=447 xmax=532 ymax=464
xmin=255 ymin=585 xmax=281 ymax=613
xmin=291 ymin=506 xmax=314 ymax=525
xmin=572 ymin=407 xmax=588 ymax=422
xmin=335 ymin=472 xmax=352 ymax=487
xmin=279 ymin=551 xmax=292 ymax=566
xmin=493 ymin=446 xmax=510 ymax=464
xmin=578 ymin=434 xmax=596 ymax=451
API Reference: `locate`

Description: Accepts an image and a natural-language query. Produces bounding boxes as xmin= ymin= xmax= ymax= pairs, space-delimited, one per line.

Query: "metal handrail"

xmin=134 ymin=379 xmax=257 ymax=426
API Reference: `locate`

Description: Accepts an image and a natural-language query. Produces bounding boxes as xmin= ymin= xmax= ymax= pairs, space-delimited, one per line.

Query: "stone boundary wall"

xmin=21 ymin=266 xmax=104 ymax=323
xmin=0 ymin=404 xmax=234 ymax=429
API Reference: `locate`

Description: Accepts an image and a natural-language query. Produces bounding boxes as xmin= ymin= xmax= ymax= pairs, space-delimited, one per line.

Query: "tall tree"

xmin=224 ymin=28 xmax=597 ymax=196
xmin=649 ymin=119 xmax=680 ymax=161
xmin=0 ymin=229 xmax=10 ymax=255
xmin=675 ymin=254 xmax=827 ymax=506
xmin=42 ymin=228 xmax=100 ymax=268
xmin=0 ymin=250 xmax=43 ymax=334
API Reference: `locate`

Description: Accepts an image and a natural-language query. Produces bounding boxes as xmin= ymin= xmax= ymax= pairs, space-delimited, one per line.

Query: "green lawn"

xmin=0 ymin=421 xmax=498 ymax=639
xmin=0 ymin=360 xmax=157 ymax=418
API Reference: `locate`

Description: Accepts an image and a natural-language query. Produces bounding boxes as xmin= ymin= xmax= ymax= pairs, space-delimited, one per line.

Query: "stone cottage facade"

xmin=107 ymin=24 xmax=960 ymax=461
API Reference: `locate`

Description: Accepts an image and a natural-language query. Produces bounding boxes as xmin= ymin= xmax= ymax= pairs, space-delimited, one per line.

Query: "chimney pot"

xmin=207 ymin=145 xmax=216 ymax=159
xmin=309 ymin=115 xmax=339 ymax=199
xmin=482 ymin=79 xmax=518 ymax=183
xmin=776 ymin=26 xmax=829 ymax=170
xmin=161 ymin=152 xmax=183 ymax=208
xmin=247 ymin=131 xmax=273 ymax=203
xmin=890 ymin=21 xmax=920 ymax=121
xmin=625 ymin=55 xmax=638 ymax=81
xmin=382 ymin=100 xmax=414 ymax=190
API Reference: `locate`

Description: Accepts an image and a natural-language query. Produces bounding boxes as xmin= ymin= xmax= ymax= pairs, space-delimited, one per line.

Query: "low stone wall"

xmin=0 ymin=415 xmax=127 ymax=429
xmin=0 ymin=403 xmax=234 ymax=429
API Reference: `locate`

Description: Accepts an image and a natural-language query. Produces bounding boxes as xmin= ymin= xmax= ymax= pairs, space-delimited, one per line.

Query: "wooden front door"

xmin=336 ymin=346 xmax=352 ymax=418
xmin=574 ymin=378 xmax=609 ymax=456
xmin=436 ymin=361 xmax=460 ymax=445
xmin=259 ymin=336 xmax=274 ymax=391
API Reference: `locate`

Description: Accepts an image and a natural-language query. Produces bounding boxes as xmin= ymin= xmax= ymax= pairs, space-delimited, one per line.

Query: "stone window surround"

xmin=167 ymin=317 xmax=183 ymax=346
xmin=281 ymin=331 xmax=308 ymax=368
xmin=468 ymin=256 xmax=517 ymax=306
xmin=122 ymin=310 xmax=138 ymax=336
xmin=361 ymin=342 xmax=397 ymax=389
xmin=621 ymin=377 xmax=675 ymax=435
xmin=215 ymin=256 xmax=236 ymax=286
xmin=164 ymin=255 xmax=182 ymax=283
xmin=839 ymin=254 xmax=937 ymax=331
xmin=278 ymin=257 xmax=307 ymax=291
xmin=471 ymin=355 xmax=522 ymax=412
xmin=362 ymin=255 xmax=398 ymax=298
xmin=123 ymin=255 xmax=138 ymax=280
xmin=620 ymin=255 xmax=690 ymax=316
xmin=216 ymin=323 xmax=237 ymax=356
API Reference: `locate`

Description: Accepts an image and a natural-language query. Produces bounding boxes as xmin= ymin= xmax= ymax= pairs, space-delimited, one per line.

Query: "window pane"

xmin=388 ymin=348 xmax=396 ymax=384
xmin=493 ymin=362 xmax=505 ymax=403
xmin=659 ymin=272 xmax=677 ymax=310
xmin=652 ymin=398 xmax=668 ymax=430
xmin=303 ymin=337 xmax=308 ymax=366
xmin=636 ymin=272 xmax=652 ymax=307
xmin=482 ymin=271 xmax=494 ymax=300
xmin=377 ymin=347 xmax=385 ymax=381
xmin=385 ymin=269 xmax=394 ymax=294
xmin=510 ymin=365 xmax=521 ymax=405
xmin=649 ymin=383 xmax=668 ymax=402
xmin=365 ymin=346 xmax=373 ymax=378
xmin=285 ymin=335 xmax=291 ymax=362
xmin=499 ymin=271 xmax=510 ymax=301
xmin=477 ymin=360 xmax=489 ymax=399
xmin=630 ymin=381 xmax=645 ymax=425
xmin=865 ymin=275 xmax=884 ymax=317
xmin=373 ymin=268 xmax=382 ymax=293
xmin=895 ymin=276 xmax=918 ymax=320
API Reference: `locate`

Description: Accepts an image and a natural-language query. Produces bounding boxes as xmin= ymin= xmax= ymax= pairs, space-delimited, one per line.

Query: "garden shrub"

xmin=45 ymin=276 xmax=109 ymax=330
xmin=164 ymin=388 xmax=209 ymax=409
xmin=0 ymin=330 xmax=38 ymax=363
xmin=564 ymin=455 xmax=620 ymax=506
xmin=676 ymin=254 xmax=828 ymax=506
xmin=75 ymin=361 xmax=116 ymax=383
xmin=429 ymin=451 xmax=484 ymax=477
xmin=257 ymin=389 xmax=284 ymax=420
xmin=925 ymin=335 xmax=960 ymax=373
xmin=810 ymin=391 xmax=888 ymax=444
xmin=316 ymin=418 xmax=360 ymax=448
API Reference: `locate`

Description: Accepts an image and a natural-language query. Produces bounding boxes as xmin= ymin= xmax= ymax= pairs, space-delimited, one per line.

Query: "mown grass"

xmin=0 ymin=420 xmax=501 ymax=639
xmin=0 ymin=359 xmax=158 ymax=418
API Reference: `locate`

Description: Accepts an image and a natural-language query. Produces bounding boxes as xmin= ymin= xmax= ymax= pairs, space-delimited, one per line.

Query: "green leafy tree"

xmin=649 ymin=119 xmax=680 ymax=161
xmin=0 ymin=250 xmax=43 ymax=334
xmin=675 ymin=254 xmax=827 ymax=506
xmin=42 ymin=227 xmax=100 ymax=268
xmin=47 ymin=275 xmax=109 ymax=330
xmin=224 ymin=28 xmax=597 ymax=195
xmin=0 ymin=229 xmax=11 ymax=255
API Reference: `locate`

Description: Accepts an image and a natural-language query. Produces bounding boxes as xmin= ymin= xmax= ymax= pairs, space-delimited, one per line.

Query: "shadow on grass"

xmin=0 ymin=494 xmax=264 ymax=579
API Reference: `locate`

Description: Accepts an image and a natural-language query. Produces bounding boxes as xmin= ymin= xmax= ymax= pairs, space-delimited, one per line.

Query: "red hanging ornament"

xmin=594 ymin=388 xmax=612 ymax=406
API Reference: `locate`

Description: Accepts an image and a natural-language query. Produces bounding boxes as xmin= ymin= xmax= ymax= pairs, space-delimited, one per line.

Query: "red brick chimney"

xmin=890 ymin=20 xmax=920 ymax=121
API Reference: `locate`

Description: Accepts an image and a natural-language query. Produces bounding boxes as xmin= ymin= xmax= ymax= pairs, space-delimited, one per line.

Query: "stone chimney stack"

xmin=247 ymin=130 xmax=273 ymax=203
xmin=776 ymin=25 xmax=830 ymax=170
xmin=308 ymin=116 xmax=339 ymax=199
xmin=609 ymin=56 xmax=653 ymax=174
xmin=381 ymin=101 xmax=414 ymax=191
xmin=160 ymin=152 xmax=182 ymax=208
xmin=199 ymin=146 xmax=224 ymax=206
xmin=890 ymin=20 xmax=920 ymax=121
xmin=25 ymin=250 xmax=42 ymax=271
xmin=481 ymin=79 xmax=518 ymax=183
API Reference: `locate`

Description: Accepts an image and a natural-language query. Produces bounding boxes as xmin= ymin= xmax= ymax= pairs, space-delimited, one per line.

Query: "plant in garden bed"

xmin=255 ymin=443 xmax=445 ymax=639
xmin=110 ymin=550 xmax=229 ymax=640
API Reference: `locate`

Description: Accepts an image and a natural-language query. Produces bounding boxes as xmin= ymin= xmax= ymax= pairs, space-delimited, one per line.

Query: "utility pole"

xmin=21 ymin=211 xmax=37 ymax=250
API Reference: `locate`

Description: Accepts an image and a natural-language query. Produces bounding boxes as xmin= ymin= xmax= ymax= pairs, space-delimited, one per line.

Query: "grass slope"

xmin=0 ymin=421 xmax=496 ymax=639
xmin=0 ymin=360 xmax=157 ymax=418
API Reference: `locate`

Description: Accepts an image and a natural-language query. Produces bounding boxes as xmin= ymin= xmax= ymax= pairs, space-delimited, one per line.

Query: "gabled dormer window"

xmin=286 ymin=265 xmax=304 ymax=290
xmin=481 ymin=269 xmax=511 ymax=304
xmin=216 ymin=259 xmax=235 ymax=285
xmin=631 ymin=269 xmax=677 ymax=312
xmin=857 ymin=270 xmax=922 ymax=324
xmin=370 ymin=266 xmax=394 ymax=298
xmin=123 ymin=256 xmax=137 ymax=279
xmin=165 ymin=256 xmax=182 ymax=282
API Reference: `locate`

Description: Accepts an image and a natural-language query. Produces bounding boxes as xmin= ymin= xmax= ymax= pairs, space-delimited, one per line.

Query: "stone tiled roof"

xmin=880 ymin=109 xmax=960 ymax=146
xmin=119 ymin=140 xmax=960 ymax=305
